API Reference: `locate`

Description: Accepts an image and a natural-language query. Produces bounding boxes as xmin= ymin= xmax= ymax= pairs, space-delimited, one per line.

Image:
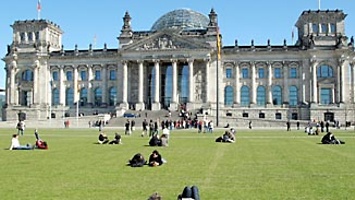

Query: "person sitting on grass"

xmin=108 ymin=133 xmax=122 ymax=144
xmin=149 ymin=134 xmax=161 ymax=147
xmin=98 ymin=132 xmax=109 ymax=144
xmin=148 ymin=150 xmax=164 ymax=167
xmin=321 ymin=132 xmax=345 ymax=144
xmin=9 ymin=134 xmax=34 ymax=150
xmin=128 ymin=153 xmax=146 ymax=167
xmin=215 ymin=129 xmax=235 ymax=143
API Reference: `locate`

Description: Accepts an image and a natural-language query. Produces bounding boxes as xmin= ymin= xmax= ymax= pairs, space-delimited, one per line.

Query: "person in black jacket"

xmin=148 ymin=150 xmax=163 ymax=167
xmin=128 ymin=153 xmax=146 ymax=167
xmin=321 ymin=132 xmax=345 ymax=144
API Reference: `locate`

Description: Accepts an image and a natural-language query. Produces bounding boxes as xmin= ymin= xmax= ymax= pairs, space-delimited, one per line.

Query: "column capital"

xmin=170 ymin=59 xmax=178 ymax=63
xmin=186 ymin=58 xmax=194 ymax=63
xmin=152 ymin=59 xmax=160 ymax=64
xmin=136 ymin=60 xmax=144 ymax=64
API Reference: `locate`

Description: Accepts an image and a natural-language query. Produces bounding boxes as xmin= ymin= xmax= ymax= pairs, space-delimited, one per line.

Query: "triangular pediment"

xmin=122 ymin=31 xmax=211 ymax=51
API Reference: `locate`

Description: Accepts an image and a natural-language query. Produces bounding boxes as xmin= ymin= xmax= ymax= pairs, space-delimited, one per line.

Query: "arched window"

xmin=272 ymin=85 xmax=282 ymax=105
xmin=22 ymin=70 xmax=33 ymax=81
xmin=289 ymin=86 xmax=298 ymax=106
xmin=317 ymin=65 xmax=333 ymax=78
xmin=240 ymin=86 xmax=250 ymax=107
xmin=257 ymin=86 xmax=266 ymax=106
xmin=65 ymin=88 xmax=74 ymax=106
xmin=224 ymin=86 xmax=234 ymax=106
xmin=94 ymin=88 xmax=102 ymax=106
xmin=52 ymin=88 xmax=60 ymax=106
xmin=80 ymin=88 xmax=88 ymax=106
xmin=109 ymin=87 xmax=117 ymax=106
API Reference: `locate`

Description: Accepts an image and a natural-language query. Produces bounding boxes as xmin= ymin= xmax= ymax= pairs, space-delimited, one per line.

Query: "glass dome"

xmin=151 ymin=9 xmax=209 ymax=31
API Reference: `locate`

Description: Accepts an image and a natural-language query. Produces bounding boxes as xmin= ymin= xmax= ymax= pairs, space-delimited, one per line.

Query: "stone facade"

xmin=2 ymin=9 xmax=355 ymax=125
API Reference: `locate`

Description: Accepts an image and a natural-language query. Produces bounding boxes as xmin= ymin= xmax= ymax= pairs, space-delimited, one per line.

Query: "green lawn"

xmin=0 ymin=127 xmax=354 ymax=200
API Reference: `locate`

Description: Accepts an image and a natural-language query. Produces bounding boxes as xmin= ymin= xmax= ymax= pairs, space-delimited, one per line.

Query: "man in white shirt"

xmin=9 ymin=134 xmax=33 ymax=150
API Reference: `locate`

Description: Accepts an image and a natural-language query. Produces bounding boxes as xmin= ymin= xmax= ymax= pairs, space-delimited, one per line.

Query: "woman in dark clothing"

xmin=108 ymin=133 xmax=122 ymax=144
xmin=148 ymin=150 xmax=163 ymax=167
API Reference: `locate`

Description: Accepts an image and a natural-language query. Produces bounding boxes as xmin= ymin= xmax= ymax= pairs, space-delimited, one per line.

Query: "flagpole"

xmin=216 ymin=26 xmax=221 ymax=127
xmin=37 ymin=0 xmax=41 ymax=20
xmin=318 ymin=0 xmax=321 ymax=10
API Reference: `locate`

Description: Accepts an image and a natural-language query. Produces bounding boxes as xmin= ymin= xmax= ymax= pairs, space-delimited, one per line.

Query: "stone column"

xmin=235 ymin=62 xmax=240 ymax=105
xmin=135 ymin=60 xmax=145 ymax=110
xmin=336 ymin=64 xmax=341 ymax=104
xmin=152 ymin=60 xmax=161 ymax=110
xmin=59 ymin=66 xmax=65 ymax=106
xmin=102 ymin=65 xmax=107 ymax=106
xmin=9 ymin=61 xmax=16 ymax=105
xmin=251 ymin=62 xmax=256 ymax=105
xmin=87 ymin=65 xmax=93 ymax=106
xmin=311 ymin=60 xmax=318 ymax=104
xmin=267 ymin=61 xmax=272 ymax=106
xmin=73 ymin=66 xmax=79 ymax=104
xmin=339 ymin=59 xmax=346 ymax=103
xmin=301 ymin=64 xmax=306 ymax=104
xmin=33 ymin=60 xmax=40 ymax=105
xmin=188 ymin=59 xmax=194 ymax=103
xmin=205 ymin=59 xmax=210 ymax=103
xmin=120 ymin=61 xmax=128 ymax=109
xmin=169 ymin=59 xmax=178 ymax=111
xmin=283 ymin=62 xmax=289 ymax=104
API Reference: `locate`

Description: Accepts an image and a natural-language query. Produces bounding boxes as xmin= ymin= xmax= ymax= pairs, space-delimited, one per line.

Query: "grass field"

xmin=0 ymin=127 xmax=354 ymax=200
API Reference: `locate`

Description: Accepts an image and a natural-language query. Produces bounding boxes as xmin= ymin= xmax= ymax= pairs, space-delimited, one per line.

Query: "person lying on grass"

xmin=9 ymin=134 xmax=34 ymax=150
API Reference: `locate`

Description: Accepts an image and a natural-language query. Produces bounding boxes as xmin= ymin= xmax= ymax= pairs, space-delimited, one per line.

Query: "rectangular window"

xmin=35 ymin=32 xmax=40 ymax=41
xmin=66 ymin=71 xmax=73 ymax=81
xmin=330 ymin=24 xmax=336 ymax=34
xmin=80 ymin=71 xmax=87 ymax=81
xmin=242 ymin=68 xmax=249 ymax=78
xmin=258 ymin=68 xmax=265 ymax=78
xmin=20 ymin=32 xmax=26 ymax=42
xmin=109 ymin=70 xmax=116 ymax=80
xmin=28 ymin=32 xmax=33 ymax=42
xmin=52 ymin=71 xmax=59 ymax=81
xmin=95 ymin=70 xmax=101 ymax=81
xmin=226 ymin=68 xmax=232 ymax=78
xmin=321 ymin=24 xmax=328 ymax=34
xmin=312 ymin=23 xmax=319 ymax=34
xmin=290 ymin=68 xmax=297 ymax=78
xmin=320 ymin=88 xmax=332 ymax=105
xmin=274 ymin=68 xmax=282 ymax=78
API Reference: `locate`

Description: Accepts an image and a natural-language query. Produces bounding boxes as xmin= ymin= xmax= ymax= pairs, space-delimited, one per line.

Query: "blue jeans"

xmin=13 ymin=144 xmax=33 ymax=150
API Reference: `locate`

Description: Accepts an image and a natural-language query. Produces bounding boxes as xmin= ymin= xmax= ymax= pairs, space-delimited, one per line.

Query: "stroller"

xmin=34 ymin=130 xmax=48 ymax=150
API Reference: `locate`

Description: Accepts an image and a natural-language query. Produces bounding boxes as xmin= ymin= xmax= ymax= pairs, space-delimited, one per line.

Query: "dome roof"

xmin=151 ymin=9 xmax=209 ymax=31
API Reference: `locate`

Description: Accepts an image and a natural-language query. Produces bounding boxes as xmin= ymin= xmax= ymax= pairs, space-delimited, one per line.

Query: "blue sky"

xmin=1 ymin=0 xmax=354 ymax=89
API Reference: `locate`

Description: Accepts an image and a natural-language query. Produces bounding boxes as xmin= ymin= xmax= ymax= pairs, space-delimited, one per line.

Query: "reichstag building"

xmin=2 ymin=8 xmax=355 ymax=123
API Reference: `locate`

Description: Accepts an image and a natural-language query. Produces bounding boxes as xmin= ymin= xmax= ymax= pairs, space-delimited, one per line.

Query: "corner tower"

xmin=295 ymin=10 xmax=348 ymax=48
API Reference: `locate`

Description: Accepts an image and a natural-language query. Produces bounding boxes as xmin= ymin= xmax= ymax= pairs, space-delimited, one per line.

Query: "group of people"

xmin=98 ymin=132 xmax=122 ymax=145
xmin=128 ymin=150 xmax=165 ymax=167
